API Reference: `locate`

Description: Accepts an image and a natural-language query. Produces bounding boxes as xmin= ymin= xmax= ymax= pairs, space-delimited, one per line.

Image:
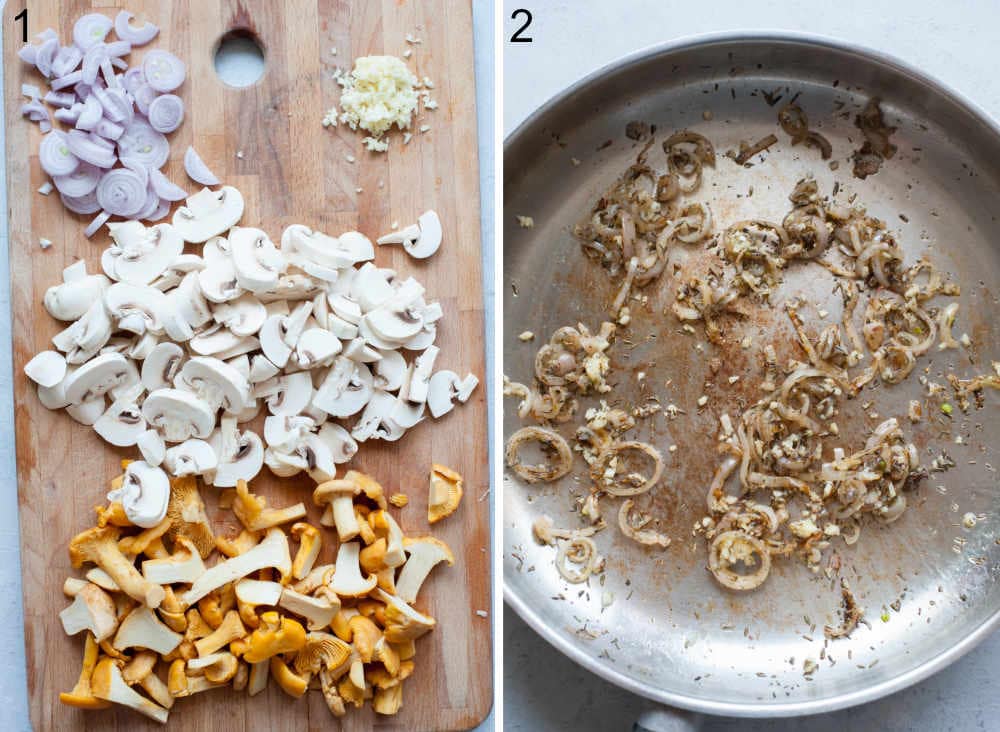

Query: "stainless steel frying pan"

xmin=503 ymin=32 xmax=1000 ymax=720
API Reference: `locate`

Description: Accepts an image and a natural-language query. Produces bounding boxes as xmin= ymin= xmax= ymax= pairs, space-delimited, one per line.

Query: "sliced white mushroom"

xmin=335 ymin=231 xmax=375 ymax=263
xmin=356 ymin=318 xmax=399 ymax=351
xmin=172 ymin=186 xmax=245 ymax=244
xmin=259 ymin=314 xmax=292 ymax=368
xmin=455 ymin=373 xmax=479 ymax=401
xmin=328 ymin=294 xmax=362 ymax=325
xmin=401 ymin=323 xmax=437 ymax=351
xmin=256 ymin=273 xmax=323 ymax=303
xmin=312 ymin=357 xmax=373 ymax=417
xmin=137 ymin=429 xmax=166 ymax=467
xmin=150 ymin=253 xmax=205 ymax=292
xmin=67 ymin=397 xmax=106 ymax=426
xmin=175 ymin=356 xmax=250 ymax=414
xmin=281 ymin=224 xmax=355 ymax=269
xmin=213 ymin=335 xmax=260 ymax=361
xmin=209 ymin=416 xmax=264 ymax=487
xmin=198 ymin=237 xmax=242 ymax=303
xmin=351 ymin=263 xmax=395 ymax=313
xmin=213 ymin=293 xmax=266 ymax=336
xmin=281 ymin=302 xmax=313 ymax=348
xmin=170 ymin=271 xmax=213 ymax=328
xmin=295 ymin=327 xmax=342 ymax=368
xmin=376 ymin=223 xmax=420 ymax=248
xmin=263 ymin=415 xmax=315 ymax=452
xmin=342 ymin=337 xmax=381 ymax=363
xmin=370 ymin=349 xmax=405 ymax=391
xmin=108 ymin=461 xmax=171 ymax=528
xmin=189 ymin=323 xmax=247 ymax=356
xmin=52 ymin=300 xmax=113 ymax=363
xmin=94 ymin=384 xmax=147 ymax=447
xmin=316 ymin=422 xmax=358 ymax=464
xmin=106 ymin=221 xmax=184 ymax=285
xmin=24 ymin=350 xmax=67 ymax=388
xmin=388 ymin=397 xmax=424 ymax=429
xmin=141 ymin=342 xmax=185 ymax=392
xmin=235 ymin=398 xmax=261 ymax=423
xmin=409 ymin=210 xmax=442 ymax=259
xmin=63 ymin=352 xmax=135 ymax=404
xmin=265 ymin=430 xmax=336 ymax=482
xmin=141 ymin=388 xmax=216 ymax=442
xmin=127 ymin=331 xmax=160 ymax=361
xmin=255 ymin=371 xmax=313 ymax=417
xmin=227 ymin=354 xmax=250 ymax=380
xmin=43 ymin=264 xmax=111 ymax=321
xmin=405 ymin=345 xmax=438 ymax=404
xmin=351 ymin=390 xmax=396 ymax=442
xmin=229 ymin=227 xmax=285 ymax=293
xmin=249 ymin=354 xmax=280 ymax=383
xmin=326 ymin=312 xmax=358 ymax=339
xmin=38 ymin=365 xmax=76 ymax=410
xmin=163 ymin=438 xmax=218 ymax=477
xmin=427 ymin=369 xmax=459 ymax=418
xmin=104 ymin=283 xmax=169 ymax=335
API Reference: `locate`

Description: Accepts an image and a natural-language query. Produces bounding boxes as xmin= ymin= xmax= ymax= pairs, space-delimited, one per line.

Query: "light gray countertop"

xmin=502 ymin=0 xmax=999 ymax=729
xmin=0 ymin=3 xmax=495 ymax=730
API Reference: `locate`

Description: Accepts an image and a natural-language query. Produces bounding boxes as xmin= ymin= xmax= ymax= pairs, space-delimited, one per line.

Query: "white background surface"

xmin=503 ymin=1 xmax=1000 ymax=730
xmin=0 ymin=3 xmax=495 ymax=730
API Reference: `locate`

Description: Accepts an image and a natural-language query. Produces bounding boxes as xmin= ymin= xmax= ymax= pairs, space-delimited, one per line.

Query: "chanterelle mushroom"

xmin=164 ymin=474 xmax=215 ymax=559
xmin=394 ymin=536 xmax=455 ymax=604
xmin=59 ymin=633 xmax=111 ymax=710
xmin=91 ymin=657 xmax=169 ymax=723
xmin=59 ymin=582 xmax=118 ymax=641
xmin=172 ymin=186 xmax=245 ymax=243
xmin=113 ymin=605 xmax=183 ymax=655
xmin=330 ymin=541 xmax=377 ymax=597
xmin=107 ymin=460 xmax=170 ymax=528
xmin=182 ymin=528 xmax=291 ymax=605
xmin=428 ymin=463 xmax=464 ymax=524
xmin=69 ymin=525 xmax=165 ymax=608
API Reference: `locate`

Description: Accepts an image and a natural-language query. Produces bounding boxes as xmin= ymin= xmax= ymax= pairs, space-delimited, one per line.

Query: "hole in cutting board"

xmin=213 ymin=31 xmax=265 ymax=88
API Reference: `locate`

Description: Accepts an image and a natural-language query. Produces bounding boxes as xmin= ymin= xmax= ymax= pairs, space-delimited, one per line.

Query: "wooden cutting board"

xmin=3 ymin=1 xmax=490 ymax=729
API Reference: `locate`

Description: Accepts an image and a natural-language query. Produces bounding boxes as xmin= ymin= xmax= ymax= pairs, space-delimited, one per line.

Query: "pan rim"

xmin=502 ymin=28 xmax=1000 ymax=718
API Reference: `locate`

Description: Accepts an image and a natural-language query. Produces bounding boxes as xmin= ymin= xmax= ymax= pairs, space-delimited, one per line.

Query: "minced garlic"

xmin=337 ymin=56 xmax=418 ymax=146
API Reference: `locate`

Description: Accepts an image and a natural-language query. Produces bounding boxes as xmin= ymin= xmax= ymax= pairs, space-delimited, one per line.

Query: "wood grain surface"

xmin=3 ymin=1 xmax=491 ymax=729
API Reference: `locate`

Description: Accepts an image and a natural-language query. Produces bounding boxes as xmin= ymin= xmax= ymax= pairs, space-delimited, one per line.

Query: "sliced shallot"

xmin=184 ymin=146 xmax=219 ymax=186
xmin=50 ymin=71 xmax=83 ymax=91
xmin=114 ymin=11 xmax=160 ymax=46
xmin=96 ymin=168 xmax=147 ymax=217
xmin=84 ymin=211 xmax=111 ymax=238
xmin=117 ymin=118 xmax=169 ymax=169
xmin=132 ymin=84 xmax=158 ymax=116
xmin=60 ymin=190 xmax=102 ymax=215
xmin=54 ymin=163 xmax=102 ymax=197
xmin=73 ymin=13 xmax=113 ymax=51
xmin=505 ymin=426 xmax=573 ymax=483
xmin=39 ymin=131 xmax=79 ymax=177
xmin=43 ymin=90 xmax=75 ymax=109
xmin=148 ymin=198 xmax=171 ymax=222
xmin=142 ymin=50 xmax=186 ymax=93
xmin=34 ymin=38 xmax=59 ymax=78
xmin=94 ymin=87 xmax=133 ymax=125
xmin=122 ymin=67 xmax=146 ymax=94
xmin=147 ymin=94 xmax=184 ymax=133
xmin=51 ymin=46 xmax=83 ymax=78
xmin=66 ymin=129 xmax=116 ymax=168
xmin=149 ymin=168 xmax=187 ymax=201
xmin=75 ymin=95 xmax=102 ymax=131
xmin=94 ymin=119 xmax=124 ymax=141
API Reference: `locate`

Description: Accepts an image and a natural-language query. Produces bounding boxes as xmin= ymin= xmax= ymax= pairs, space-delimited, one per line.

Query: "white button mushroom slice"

xmin=141 ymin=342 xmax=186 ymax=392
xmin=351 ymin=263 xmax=394 ymax=312
xmin=455 ymin=373 xmax=479 ymax=402
xmin=376 ymin=222 xmax=420 ymax=248
xmin=108 ymin=460 xmax=171 ymax=528
xmin=209 ymin=416 xmax=264 ymax=487
xmin=295 ymin=327 xmax=342 ymax=368
xmin=337 ymin=231 xmax=375 ymax=263
xmin=356 ymin=318 xmax=400 ymax=351
xmin=106 ymin=221 xmax=184 ymax=285
xmin=281 ymin=224 xmax=356 ymax=269
xmin=212 ymin=336 xmax=260 ymax=361
xmin=388 ymin=397 xmax=424 ymax=429
xmin=342 ymin=337 xmax=382 ymax=363
xmin=263 ymin=415 xmax=315 ymax=452
xmin=212 ymin=293 xmax=266 ymax=336
xmin=198 ymin=239 xmax=242 ymax=303
xmin=405 ymin=209 xmax=443 ymax=259
xmin=422 ymin=301 xmax=444 ymax=324
xmin=38 ymin=365 xmax=76 ymax=410
xmin=43 ymin=266 xmax=111 ymax=321
xmin=328 ymin=294 xmax=362 ymax=325
xmin=311 ymin=292 xmax=329 ymax=325
xmin=150 ymin=253 xmax=205 ymax=292
xmin=401 ymin=323 xmax=437 ymax=351
xmin=364 ymin=306 xmax=423 ymax=344
xmin=163 ymin=438 xmax=218 ymax=477
xmin=326 ymin=266 xmax=357 ymax=297
xmin=249 ymin=354 xmax=280 ymax=384
xmin=426 ymin=370 xmax=459 ymax=418
xmin=161 ymin=308 xmax=195 ymax=343
xmin=62 ymin=260 xmax=89 ymax=283
xmin=182 ymin=528 xmax=291 ymax=606
xmin=259 ymin=314 xmax=292 ymax=368
xmin=101 ymin=337 xmax=133 ymax=356
xmin=67 ymin=397 xmax=106 ymax=426
xmin=137 ymin=429 xmax=166 ymax=467
xmin=255 ymin=371 xmax=313 ymax=417
xmin=63 ymin=352 xmax=134 ymax=404
xmin=127 ymin=331 xmax=160 ymax=361
xmin=312 ymin=357 xmax=373 ymax=417
xmin=281 ymin=301 xmax=314 ymax=348
xmin=141 ymin=388 xmax=216 ymax=442
xmin=104 ymin=283 xmax=169 ymax=335
xmin=107 ymin=360 xmax=142 ymax=402
xmin=176 ymin=356 xmax=250 ymax=414
xmin=351 ymin=390 xmax=396 ymax=442
xmin=256 ymin=273 xmax=323 ymax=303
xmin=371 ymin=349 xmax=406 ymax=391
xmin=273 ymin=431 xmax=336 ymax=482
xmin=94 ymin=385 xmax=147 ymax=447
xmin=172 ymin=186 xmax=245 ymax=244
xmin=316 ymin=422 xmax=358 ymax=464
xmin=229 ymin=226 xmax=286 ymax=293
xmin=405 ymin=345 xmax=439 ymax=404
xmin=101 ymin=247 xmax=121 ymax=282
xmin=226 ymin=354 xmax=251 ymax=380
xmin=302 ymin=403 xmax=328 ymax=427
xmin=52 ymin=300 xmax=113 ymax=363
xmin=264 ymin=447 xmax=306 ymax=477
xmin=235 ymin=398 xmax=261 ymax=423
xmin=264 ymin=300 xmax=290 ymax=318
xmin=170 ymin=271 xmax=213 ymax=328
xmin=189 ymin=322 xmax=247 ymax=356
xmin=326 ymin=312 xmax=358 ymax=340
xmin=24 ymin=350 xmax=67 ymax=388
